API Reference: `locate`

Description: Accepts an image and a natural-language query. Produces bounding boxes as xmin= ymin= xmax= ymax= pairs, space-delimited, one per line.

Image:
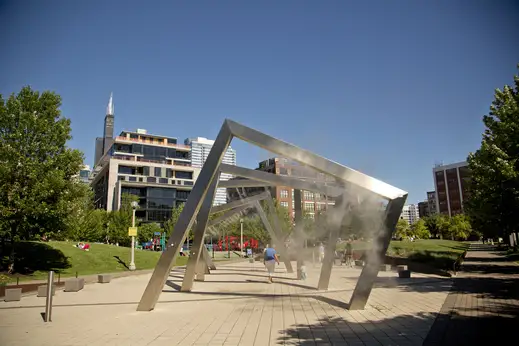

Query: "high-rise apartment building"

xmin=418 ymin=191 xmax=438 ymax=218
xmin=433 ymin=161 xmax=470 ymax=216
xmin=184 ymin=137 xmax=237 ymax=206
xmin=228 ymin=157 xmax=336 ymax=219
xmin=400 ymin=204 xmax=420 ymax=225
xmin=90 ymin=95 xmax=200 ymax=224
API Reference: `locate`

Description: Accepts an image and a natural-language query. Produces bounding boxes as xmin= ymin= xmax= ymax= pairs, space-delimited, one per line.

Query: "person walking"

xmin=263 ymin=245 xmax=280 ymax=283
xmin=319 ymin=243 xmax=325 ymax=263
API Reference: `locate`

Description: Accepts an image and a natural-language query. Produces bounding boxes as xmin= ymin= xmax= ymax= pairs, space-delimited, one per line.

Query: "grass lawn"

xmin=1 ymin=241 xmax=189 ymax=283
xmin=337 ymin=239 xmax=469 ymax=270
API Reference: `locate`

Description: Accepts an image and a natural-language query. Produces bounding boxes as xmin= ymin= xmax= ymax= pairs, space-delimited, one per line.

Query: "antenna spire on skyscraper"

xmin=106 ymin=92 xmax=114 ymax=115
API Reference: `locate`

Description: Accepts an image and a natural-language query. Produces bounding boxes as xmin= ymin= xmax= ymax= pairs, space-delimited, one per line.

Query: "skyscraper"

xmin=184 ymin=137 xmax=237 ymax=205
xmin=433 ymin=161 xmax=470 ymax=216
xmin=94 ymin=93 xmax=115 ymax=166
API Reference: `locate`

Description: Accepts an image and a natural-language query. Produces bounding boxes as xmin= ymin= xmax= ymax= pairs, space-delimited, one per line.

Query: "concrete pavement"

xmin=1 ymin=259 xmax=454 ymax=345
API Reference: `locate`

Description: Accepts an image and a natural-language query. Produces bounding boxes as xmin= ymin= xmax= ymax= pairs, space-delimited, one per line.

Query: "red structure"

xmin=216 ymin=236 xmax=259 ymax=251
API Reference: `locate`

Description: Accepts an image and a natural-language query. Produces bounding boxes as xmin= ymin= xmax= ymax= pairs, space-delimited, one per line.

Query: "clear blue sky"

xmin=1 ymin=0 xmax=518 ymax=204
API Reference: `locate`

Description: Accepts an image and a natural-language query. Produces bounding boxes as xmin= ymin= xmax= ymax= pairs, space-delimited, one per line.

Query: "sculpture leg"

xmin=348 ymin=195 xmax=407 ymax=310
xmin=136 ymin=123 xmax=232 ymax=311
xmin=182 ymin=178 xmax=219 ymax=291
xmin=317 ymin=227 xmax=339 ymax=290
xmin=202 ymin=245 xmax=216 ymax=270
xmin=293 ymin=189 xmax=304 ymax=279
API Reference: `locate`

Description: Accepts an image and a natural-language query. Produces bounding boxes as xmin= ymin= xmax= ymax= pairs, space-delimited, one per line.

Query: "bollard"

xmin=44 ymin=271 xmax=54 ymax=322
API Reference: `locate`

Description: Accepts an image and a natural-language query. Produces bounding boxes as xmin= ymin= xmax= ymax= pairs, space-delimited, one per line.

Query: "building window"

xmin=184 ymin=181 xmax=193 ymax=186
xmin=177 ymin=190 xmax=190 ymax=200
xmin=129 ymin=176 xmax=137 ymax=182
xmin=304 ymin=202 xmax=314 ymax=211
xmin=154 ymin=167 xmax=162 ymax=177
xmin=118 ymin=166 xmax=134 ymax=175
xmin=280 ymin=201 xmax=289 ymax=208
xmin=147 ymin=177 xmax=156 ymax=183
xmin=304 ymin=191 xmax=314 ymax=200
xmin=280 ymin=190 xmax=289 ymax=198
xmin=166 ymin=168 xmax=173 ymax=178
xmin=159 ymin=178 xmax=168 ymax=184
xmin=167 ymin=138 xmax=177 ymax=145
xmin=143 ymin=167 xmax=150 ymax=176
xmin=118 ymin=176 xmax=125 ymax=181
xmin=175 ymin=171 xmax=193 ymax=179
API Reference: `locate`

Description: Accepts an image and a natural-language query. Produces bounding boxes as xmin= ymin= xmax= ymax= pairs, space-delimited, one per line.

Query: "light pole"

xmin=240 ymin=219 xmax=244 ymax=257
xmin=129 ymin=201 xmax=138 ymax=271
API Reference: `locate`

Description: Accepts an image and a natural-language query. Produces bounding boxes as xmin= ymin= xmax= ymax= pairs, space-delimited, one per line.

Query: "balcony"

xmin=115 ymin=136 xmax=191 ymax=150
xmin=111 ymin=155 xmax=192 ymax=167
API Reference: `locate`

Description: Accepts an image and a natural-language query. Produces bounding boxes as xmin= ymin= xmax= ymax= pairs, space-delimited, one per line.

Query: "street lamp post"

xmin=129 ymin=201 xmax=138 ymax=271
xmin=240 ymin=219 xmax=244 ymax=257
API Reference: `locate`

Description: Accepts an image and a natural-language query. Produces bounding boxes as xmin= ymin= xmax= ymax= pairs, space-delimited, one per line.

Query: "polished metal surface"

xmin=348 ymin=194 xmax=407 ymax=310
xmin=137 ymin=122 xmax=232 ymax=311
xmin=208 ymin=204 xmax=251 ymax=227
xmin=139 ymin=118 xmax=407 ymax=312
xmin=181 ymin=178 xmax=219 ymax=292
xmin=210 ymin=191 xmax=269 ymax=214
xmin=44 ymin=271 xmax=54 ymax=322
xmin=225 ymin=120 xmax=406 ymax=200
xmin=317 ymin=227 xmax=340 ymax=290
xmin=293 ymin=189 xmax=304 ymax=279
xmin=202 ymin=245 xmax=216 ymax=270
xmin=219 ymin=164 xmax=344 ymax=197
xmin=253 ymin=200 xmax=294 ymax=273
xmin=218 ymin=179 xmax=272 ymax=189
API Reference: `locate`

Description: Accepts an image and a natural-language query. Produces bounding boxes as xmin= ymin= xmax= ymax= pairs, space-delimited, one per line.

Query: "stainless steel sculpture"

xmin=137 ymin=119 xmax=407 ymax=312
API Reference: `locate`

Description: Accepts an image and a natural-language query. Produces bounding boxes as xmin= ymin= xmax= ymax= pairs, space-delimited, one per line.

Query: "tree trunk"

xmin=7 ymin=237 xmax=15 ymax=274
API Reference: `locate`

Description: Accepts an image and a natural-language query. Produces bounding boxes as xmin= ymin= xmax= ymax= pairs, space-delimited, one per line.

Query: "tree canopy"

xmin=466 ymin=65 xmax=519 ymax=240
xmin=0 ymin=86 xmax=86 ymax=272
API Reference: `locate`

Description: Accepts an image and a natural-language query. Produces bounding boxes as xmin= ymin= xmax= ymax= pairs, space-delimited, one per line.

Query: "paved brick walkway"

xmin=1 ymin=259 xmax=453 ymax=345
xmin=423 ymin=243 xmax=519 ymax=346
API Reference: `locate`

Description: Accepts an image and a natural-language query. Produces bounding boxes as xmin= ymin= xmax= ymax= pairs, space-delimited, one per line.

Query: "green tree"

xmin=394 ymin=219 xmax=410 ymax=239
xmin=446 ymin=214 xmax=471 ymax=240
xmin=466 ymin=65 xmax=519 ymax=240
xmin=137 ymin=223 xmax=162 ymax=243
xmin=163 ymin=203 xmax=184 ymax=235
xmin=106 ymin=193 xmax=139 ymax=246
xmin=0 ymin=87 xmax=85 ymax=273
xmin=410 ymin=219 xmax=431 ymax=239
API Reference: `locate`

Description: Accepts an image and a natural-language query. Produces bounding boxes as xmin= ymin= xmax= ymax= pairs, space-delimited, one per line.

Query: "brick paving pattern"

xmin=423 ymin=243 xmax=519 ymax=346
xmin=1 ymin=258 xmax=453 ymax=345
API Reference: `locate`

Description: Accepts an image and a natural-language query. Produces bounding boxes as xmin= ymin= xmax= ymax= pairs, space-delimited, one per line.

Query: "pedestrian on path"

xmin=263 ymin=245 xmax=280 ymax=283
xmin=319 ymin=243 xmax=325 ymax=263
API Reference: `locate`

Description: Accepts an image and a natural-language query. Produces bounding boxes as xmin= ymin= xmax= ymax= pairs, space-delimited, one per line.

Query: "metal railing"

xmin=115 ymin=136 xmax=191 ymax=150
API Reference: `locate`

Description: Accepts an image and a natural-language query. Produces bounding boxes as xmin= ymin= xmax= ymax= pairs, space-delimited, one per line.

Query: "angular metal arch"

xmin=137 ymin=119 xmax=407 ymax=312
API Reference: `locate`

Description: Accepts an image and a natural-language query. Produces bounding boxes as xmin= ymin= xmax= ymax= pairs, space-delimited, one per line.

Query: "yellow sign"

xmin=128 ymin=227 xmax=138 ymax=236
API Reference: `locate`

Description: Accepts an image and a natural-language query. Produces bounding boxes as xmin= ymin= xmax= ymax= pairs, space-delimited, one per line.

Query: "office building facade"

xmin=433 ymin=161 xmax=470 ymax=216
xmin=228 ymin=157 xmax=336 ymax=220
xmin=184 ymin=137 xmax=237 ymax=206
xmin=418 ymin=191 xmax=438 ymax=218
xmin=90 ymin=96 xmax=199 ymax=223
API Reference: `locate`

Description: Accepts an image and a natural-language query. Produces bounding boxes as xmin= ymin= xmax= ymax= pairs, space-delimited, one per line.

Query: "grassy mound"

xmin=336 ymin=239 xmax=469 ymax=271
xmin=1 ymin=241 xmax=188 ymax=282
